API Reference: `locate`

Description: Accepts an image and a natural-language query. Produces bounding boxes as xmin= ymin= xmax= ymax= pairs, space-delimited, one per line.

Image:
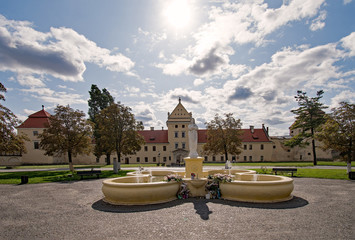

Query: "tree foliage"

xmin=96 ymin=103 xmax=145 ymax=173
xmin=203 ymin=113 xmax=243 ymax=161
xmin=88 ymin=84 xmax=114 ymax=122
xmin=316 ymin=102 xmax=355 ymax=172
xmin=39 ymin=105 xmax=93 ymax=172
xmin=88 ymin=84 xmax=114 ymax=164
xmin=0 ymin=82 xmax=28 ymax=154
xmin=285 ymin=90 xmax=328 ymax=165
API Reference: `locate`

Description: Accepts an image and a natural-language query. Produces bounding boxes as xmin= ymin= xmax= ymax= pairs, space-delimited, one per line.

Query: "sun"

xmin=164 ymin=0 xmax=191 ymax=30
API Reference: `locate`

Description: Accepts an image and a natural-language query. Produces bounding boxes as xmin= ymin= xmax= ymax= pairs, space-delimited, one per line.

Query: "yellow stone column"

xmin=184 ymin=157 xmax=204 ymax=179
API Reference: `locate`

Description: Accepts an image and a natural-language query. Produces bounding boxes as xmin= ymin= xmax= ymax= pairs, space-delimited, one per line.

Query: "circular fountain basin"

xmin=102 ymin=176 xmax=180 ymax=205
xmin=206 ymin=169 xmax=256 ymax=177
xmin=219 ymin=174 xmax=294 ymax=203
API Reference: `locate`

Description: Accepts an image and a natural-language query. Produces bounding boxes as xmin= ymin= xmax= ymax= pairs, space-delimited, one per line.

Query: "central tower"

xmin=166 ymin=98 xmax=192 ymax=165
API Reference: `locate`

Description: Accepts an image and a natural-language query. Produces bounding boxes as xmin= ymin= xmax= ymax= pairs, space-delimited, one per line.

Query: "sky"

xmin=1 ymin=0 xmax=354 ymax=136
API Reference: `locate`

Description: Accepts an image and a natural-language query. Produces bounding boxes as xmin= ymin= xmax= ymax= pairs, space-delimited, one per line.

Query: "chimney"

xmin=150 ymin=127 xmax=154 ymax=131
xmin=250 ymin=125 xmax=254 ymax=133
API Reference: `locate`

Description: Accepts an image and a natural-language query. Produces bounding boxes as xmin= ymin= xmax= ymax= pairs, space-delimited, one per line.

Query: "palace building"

xmin=0 ymin=100 xmax=333 ymax=166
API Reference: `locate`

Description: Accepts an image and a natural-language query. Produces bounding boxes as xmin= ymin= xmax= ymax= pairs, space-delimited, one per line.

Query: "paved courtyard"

xmin=0 ymin=178 xmax=354 ymax=239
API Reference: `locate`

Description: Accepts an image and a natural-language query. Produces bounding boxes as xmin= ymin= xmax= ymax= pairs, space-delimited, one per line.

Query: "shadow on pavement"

xmin=92 ymin=195 xmax=308 ymax=220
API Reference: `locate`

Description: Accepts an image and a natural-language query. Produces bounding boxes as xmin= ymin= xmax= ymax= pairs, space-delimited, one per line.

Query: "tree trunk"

xmin=311 ymin=139 xmax=317 ymax=165
xmin=106 ymin=153 xmax=111 ymax=165
xmin=113 ymin=157 xmax=118 ymax=174
xmin=224 ymin=144 xmax=228 ymax=161
xmin=347 ymin=140 xmax=352 ymax=173
xmin=68 ymin=151 xmax=74 ymax=172
xmin=311 ymin=127 xmax=317 ymax=165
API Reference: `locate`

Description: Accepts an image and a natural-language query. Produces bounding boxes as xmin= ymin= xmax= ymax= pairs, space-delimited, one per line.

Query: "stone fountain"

xmin=102 ymin=119 xmax=294 ymax=205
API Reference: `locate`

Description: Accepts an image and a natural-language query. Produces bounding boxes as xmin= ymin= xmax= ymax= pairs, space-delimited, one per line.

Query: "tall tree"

xmin=285 ymin=90 xmax=328 ymax=165
xmin=96 ymin=103 xmax=145 ymax=173
xmin=0 ymin=83 xmax=28 ymax=153
xmin=88 ymin=84 xmax=114 ymax=164
xmin=39 ymin=105 xmax=93 ymax=172
xmin=203 ymin=113 xmax=243 ymax=162
xmin=316 ymin=102 xmax=355 ymax=173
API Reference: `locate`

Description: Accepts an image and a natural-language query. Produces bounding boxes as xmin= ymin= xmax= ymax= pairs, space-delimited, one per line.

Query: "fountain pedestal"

xmin=184 ymin=157 xmax=204 ymax=179
xmin=184 ymin=179 xmax=207 ymax=197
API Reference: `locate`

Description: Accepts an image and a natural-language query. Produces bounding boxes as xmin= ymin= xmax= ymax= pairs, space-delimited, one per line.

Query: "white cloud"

xmin=156 ymin=0 xmax=326 ymax=78
xmin=344 ymin=0 xmax=352 ymax=5
xmin=0 ymin=15 xmax=134 ymax=82
xmin=21 ymin=87 xmax=87 ymax=106
xmin=330 ymin=90 xmax=355 ymax=109
xmin=16 ymin=74 xmax=46 ymax=87
xmin=341 ymin=32 xmax=355 ymax=57
xmin=193 ymin=78 xmax=204 ymax=86
xmin=310 ymin=10 xmax=327 ymax=31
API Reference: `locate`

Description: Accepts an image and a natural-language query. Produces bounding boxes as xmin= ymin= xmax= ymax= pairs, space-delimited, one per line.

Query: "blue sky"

xmin=1 ymin=0 xmax=354 ymax=136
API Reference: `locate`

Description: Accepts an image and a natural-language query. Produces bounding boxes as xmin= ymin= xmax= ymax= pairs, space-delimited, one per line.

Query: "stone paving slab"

xmin=0 ymin=178 xmax=354 ymax=240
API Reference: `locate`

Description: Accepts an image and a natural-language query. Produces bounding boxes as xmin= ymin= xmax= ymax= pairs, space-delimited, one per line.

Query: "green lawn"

xmin=253 ymin=168 xmax=349 ymax=180
xmin=0 ymin=170 xmax=132 ymax=184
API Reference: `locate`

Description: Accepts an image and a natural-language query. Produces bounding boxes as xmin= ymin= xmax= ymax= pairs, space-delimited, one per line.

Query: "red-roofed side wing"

xmin=198 ymin=128 xmax=270 ymax=143
xmin=17 ymin=109 xmax=51 ymax=129
xmin=138 ymin=130 xmax=169 ymax=143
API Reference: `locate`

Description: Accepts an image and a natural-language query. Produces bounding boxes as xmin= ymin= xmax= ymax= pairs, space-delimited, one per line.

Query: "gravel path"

xmin=0 ymin=178 xmax=354 ymax=240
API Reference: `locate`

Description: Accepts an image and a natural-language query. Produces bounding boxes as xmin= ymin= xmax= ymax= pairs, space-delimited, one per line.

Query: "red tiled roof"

xmin=17 ymin=109 xmax=51 ymax=129
xmin=138 ymin=130 xmax=169 ymax=143
xmin=138 ymin=128 xmax=270 ymax=144
xmin=197 ymin=128 xmax=270 ymax=143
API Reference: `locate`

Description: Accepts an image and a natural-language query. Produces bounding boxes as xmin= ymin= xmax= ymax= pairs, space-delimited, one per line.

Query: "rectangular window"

xmin=33 ymin=131 xmax=38 ymax=136
xmin=212 ymin=156 xmax=216 ymax=161
xmin=144 ymin=146 xmax=148 ymax=151
xmin=34 ymin=142 xmax=39 ymax=149
xmin=153 ymin=146 xmax=156 ymax=151
xmin=261 ymin=144 xmax=264 ymax=150
xmin=175 ymin=125 xmax=178 ymax=128
xmin=260 ymin=156 xmax=264 ymax=161
xmin=182 ymin=143 xmax=185 ymax=149
xmin=153 ymin=157 xmax=156 ymax=162
xmin=145 ymin=157 xmax=148 ymax=162
xmin=136 ymin=157 xmax=140 ymax=163
xmin=204 ymin=156 xmax=208 ymax=161
xmin=243 ymin=156 xmax=247 ymax=161
xmin=220 ymin=156 xmax=224 ymax=161
xmin=175 ymin=143 xmax=178 ymax=149
xmin=244 ymin=145 xmax=247 ymax=150
xmin=249 ymin=156 xmax=252 ymax=161
xmin=249 ymin=145 xmax=252 ymax=150
xmin=273 ymin=145 xmax=276 ymax=149
xmin=232 ymin=156 xmax=236 ymax=161
xmin=163 ymin=157 xmax=167 ymax=162
xmin=169 ymin=156 xmax=171 ymax=160
xmin=163 ymin=146 xmax=167 ymax=151
xmin=174 ymin=132 xmax=178 ymax=138
xmin=181 ymin=131 xmax=185 ymax=138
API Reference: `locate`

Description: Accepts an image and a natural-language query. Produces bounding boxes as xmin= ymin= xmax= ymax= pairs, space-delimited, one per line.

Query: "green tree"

xmin=316 ymin=102 xmax=355 ymax=173
xmin=285 ymin=90 xmax=328 ymax=165
xmin=96 ymin=103 xmax=145 ymax=173
xmin=0 ymin=83 xmax=28 ymax=153
xmin=203 ymin=113 xmax=243 ymax=162
xmin=88 ymin=84 xmax=114 ymax=164
xmin=39 ymin=105 xmax=93 ymax=172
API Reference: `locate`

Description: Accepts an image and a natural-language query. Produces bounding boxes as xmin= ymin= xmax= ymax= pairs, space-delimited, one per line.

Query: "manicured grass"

xmin=205 ymin=161 xmax=354 ymax=167
xmin=0 ymin=170 xmax=132 ymax=184
xmin=252 ymin=168 xmax=349 ymax=180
